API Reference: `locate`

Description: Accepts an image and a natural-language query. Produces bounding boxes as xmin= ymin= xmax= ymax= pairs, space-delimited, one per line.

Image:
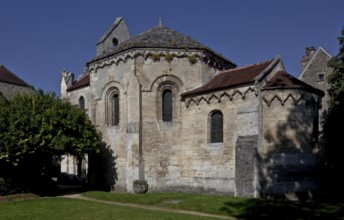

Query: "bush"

xmin=0 ymin=177 xmax=23 ymax=196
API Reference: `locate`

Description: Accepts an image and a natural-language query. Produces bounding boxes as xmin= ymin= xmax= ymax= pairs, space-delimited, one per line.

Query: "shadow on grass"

xmin=220 ymin=198 xmax=344 ymax=220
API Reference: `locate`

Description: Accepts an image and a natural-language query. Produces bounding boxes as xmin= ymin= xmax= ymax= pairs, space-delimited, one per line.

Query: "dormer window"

xmin=112 ymin=38 xmax=119 ymax=47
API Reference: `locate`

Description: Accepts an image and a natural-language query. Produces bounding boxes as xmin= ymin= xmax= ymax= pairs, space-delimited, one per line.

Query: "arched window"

xmin=112 ymin=94 xmax=120 ymax=126
xmin=106 ymin=88 xmax=120 ymax=126
xmin=210 ymin=111 xmax=223 ymax=143
xmin=162 ymin=89 xmax=172 ymax=122
xmin=79 ymin=96 xmax=85 ymax=109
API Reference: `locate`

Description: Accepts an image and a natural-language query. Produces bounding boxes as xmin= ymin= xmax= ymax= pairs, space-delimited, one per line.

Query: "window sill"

xmin=208 ymin=142 xmax=224 ymax=148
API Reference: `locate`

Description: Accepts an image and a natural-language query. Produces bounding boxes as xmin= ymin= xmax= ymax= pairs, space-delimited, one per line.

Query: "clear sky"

xmin=1 ymin=0 xmax=343 ymax=96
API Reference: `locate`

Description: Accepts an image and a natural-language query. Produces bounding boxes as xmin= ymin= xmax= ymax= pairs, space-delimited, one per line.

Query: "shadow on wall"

xmin=258 ymin=97 xmax=321 ymax=201
xmin=87 ymin=143 xmax=118 ymax=191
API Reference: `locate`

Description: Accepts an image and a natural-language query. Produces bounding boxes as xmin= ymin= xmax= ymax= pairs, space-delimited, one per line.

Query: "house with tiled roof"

xmin=298 ymin=47 xmax=333 ymax=147
xmin=61 ymin=17 xmax=324 ymax=199
xmin=0 ymin=65 xmax=32 ymax=99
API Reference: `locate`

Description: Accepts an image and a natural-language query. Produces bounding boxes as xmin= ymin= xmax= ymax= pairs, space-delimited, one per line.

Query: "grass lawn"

xmin=0 ymin=196 xmax=220 ymax=220
xmin=1 ymin=191 xmax=344 ymax=219
xmin=82 ymin=191 xmax=344 ymax=219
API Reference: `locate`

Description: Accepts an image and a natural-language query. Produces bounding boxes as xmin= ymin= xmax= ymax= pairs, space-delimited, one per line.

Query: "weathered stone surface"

xmin=235 ymin=135 xmax=258 ymax=197
xmin=60 ymin=17 xmax=323 ymax=198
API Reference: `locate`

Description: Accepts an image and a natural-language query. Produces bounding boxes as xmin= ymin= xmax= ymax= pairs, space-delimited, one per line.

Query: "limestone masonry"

xmin=60 ymin=17 xmax=325 ymax=198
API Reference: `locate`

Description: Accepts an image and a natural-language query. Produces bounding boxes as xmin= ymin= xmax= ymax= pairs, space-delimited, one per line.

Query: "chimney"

xmin=301 ymin=46 xmax=316 ymax=71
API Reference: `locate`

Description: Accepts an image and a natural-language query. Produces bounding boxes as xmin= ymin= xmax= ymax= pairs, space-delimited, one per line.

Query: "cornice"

xmin=184 ymin=87 xmax=256 ymax=107
xmin=88 ymin=49 xmax=232 ymax=73
xmin=262 ymin=89 xmax=322 ymax=108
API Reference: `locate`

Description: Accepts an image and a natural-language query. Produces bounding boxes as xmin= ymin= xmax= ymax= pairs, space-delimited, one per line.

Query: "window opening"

xmin=112 ymin=94 xmax=120 ymax=125
xmin=210 ymin=111 xmax=223 ymax=143
xmin=79 ymin=96 xmax=85 ymax=109
xmin=162 ymin=89 xmax=172 ymax=122
xmin=112 ymin=38 xmax=119 ymax=47
xmin=318 ymin=73 xmax=324 ymax=82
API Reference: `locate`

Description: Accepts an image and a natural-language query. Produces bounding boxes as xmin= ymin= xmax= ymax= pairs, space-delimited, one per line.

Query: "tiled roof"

xmin=67 ymin=74 xmax=90 ymax=92
xmin=263 ymin=71 xmax=325 ymax=96
xmin=181 ymin=59 xmax=273 ymax=97
xmin=90 ymin=26 xmax=236 ymax=67
xmin=0 ymin=65 xmax=29 ymax=87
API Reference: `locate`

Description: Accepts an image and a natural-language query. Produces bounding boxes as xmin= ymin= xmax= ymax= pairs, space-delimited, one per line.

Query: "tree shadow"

xmin=220 ymin=198 xmax=344 ymax=219
xmin=257 ymin=90 xmax=323 ymax=201
xmin=87 ymin=143 xmax=118 ymax=192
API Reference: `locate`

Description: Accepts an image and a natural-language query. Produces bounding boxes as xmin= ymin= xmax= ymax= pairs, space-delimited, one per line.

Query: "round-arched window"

xmin=210 ymin=111 xmax=223 ymax=143
xmin=79 ymin=96 xmax=85 ymax=109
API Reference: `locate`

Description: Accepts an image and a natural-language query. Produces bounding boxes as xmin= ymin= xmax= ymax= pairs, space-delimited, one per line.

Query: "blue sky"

xmin=1 ymin=0 xmax=343 ymax=96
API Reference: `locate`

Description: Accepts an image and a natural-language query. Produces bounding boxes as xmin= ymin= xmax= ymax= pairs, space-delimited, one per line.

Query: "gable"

xmin=96 ymin=17 xmax=131 ymax=56
xmin=67 ymin=74 xmax=90 ymax=92
xmin=299 ymin=47 xmax=332 ymax=80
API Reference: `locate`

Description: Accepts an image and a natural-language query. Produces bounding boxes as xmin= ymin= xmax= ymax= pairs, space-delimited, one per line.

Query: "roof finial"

xmin=158 ymin=17 xmax=163 ymax=27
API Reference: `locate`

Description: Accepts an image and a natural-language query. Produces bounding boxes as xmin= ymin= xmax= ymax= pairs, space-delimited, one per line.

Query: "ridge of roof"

xmin=0 ymin=65 xmax=29 ymax=87
xmin=228 ymin=59 xmax=274 ymax=73
xmin=181 ymin=59 xmax=274 ymax=97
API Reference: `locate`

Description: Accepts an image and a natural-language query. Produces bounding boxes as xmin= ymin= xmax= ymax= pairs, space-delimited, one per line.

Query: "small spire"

xmin=158 ymin=17 xmax=163 ymax=27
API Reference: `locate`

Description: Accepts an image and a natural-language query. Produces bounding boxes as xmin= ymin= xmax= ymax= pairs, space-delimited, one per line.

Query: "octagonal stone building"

xmin=61 ymin=17 xmax=324 ymax=198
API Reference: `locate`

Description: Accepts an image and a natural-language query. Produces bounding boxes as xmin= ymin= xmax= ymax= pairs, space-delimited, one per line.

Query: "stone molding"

xmin=143 ymin=74 xmax=183 ymax=92
xmin=88 ymin=49 xmax=230 ymax=73
xmin=262 ymin=89 xmax=321 ymax=107
xmin=184 ymin=87 xmax=256 ymax=107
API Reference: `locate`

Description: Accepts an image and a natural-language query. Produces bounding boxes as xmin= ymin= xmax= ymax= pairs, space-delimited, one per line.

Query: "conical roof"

xmin=90 ymin=25 xmax=235 ymax=67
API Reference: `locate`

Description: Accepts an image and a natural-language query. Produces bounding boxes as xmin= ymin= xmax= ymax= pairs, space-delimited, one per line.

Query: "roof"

xmin=181 ymin=59 xmax=274 ymax=97
xmin=89 ymin=25 xmax=236 ymax=67
xmin=67 ymin=74 xmax=90 ymax=92
xmin=263 ymin=71 xmax=325 ymax=96
xmin=0 ymin=65 xmax=29 ymax=87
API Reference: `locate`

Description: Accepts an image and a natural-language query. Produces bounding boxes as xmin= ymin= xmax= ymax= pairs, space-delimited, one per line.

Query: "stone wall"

xmin=0 ymin=82 xmax=32 ymax=99
xmin=260 ymin=89 xmax=321 ymax=198
xmin=299 ymin=48 xmax=332 ymax=123
xmin=178 ymin=87 xmax=259 ymax=195
xmin=87 ymin=51 xmax=220 ymax=192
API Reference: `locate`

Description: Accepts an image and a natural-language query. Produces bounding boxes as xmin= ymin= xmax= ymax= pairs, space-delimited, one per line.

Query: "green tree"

xmin=0 ymin=90 xmax=103 ymax=194
xmin=323 ymin=26 xmax=344 ymax=191
xmin=327 ymin=26 xmax=344 ymax=108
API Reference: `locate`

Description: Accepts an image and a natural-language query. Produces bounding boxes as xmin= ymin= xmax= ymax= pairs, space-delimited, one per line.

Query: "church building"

xmin=61 ymin=17 xmax=324 ymax=198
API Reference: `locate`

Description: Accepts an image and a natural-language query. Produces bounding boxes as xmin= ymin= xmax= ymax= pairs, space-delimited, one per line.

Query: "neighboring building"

xmin=0 ymin=65 xmax=32 ymax=99
xmin=298 ymin=46 xmax=333 ymax=147
xmin=61 ymin=17 xmax=324 ymax=198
